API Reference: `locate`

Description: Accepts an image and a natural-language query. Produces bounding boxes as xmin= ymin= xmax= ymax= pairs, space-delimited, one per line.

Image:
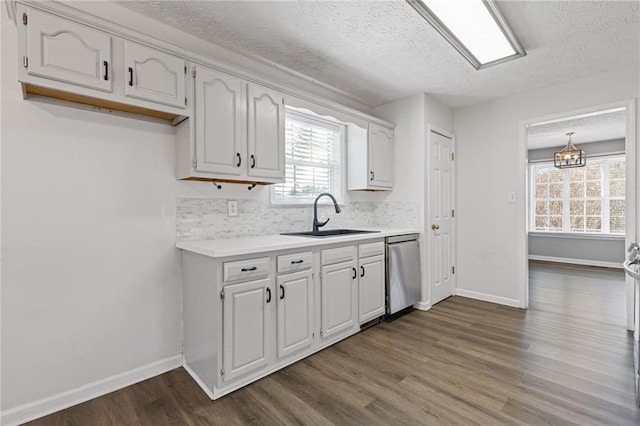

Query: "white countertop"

xmin=176 ymin=228 xmax=421 ymax=258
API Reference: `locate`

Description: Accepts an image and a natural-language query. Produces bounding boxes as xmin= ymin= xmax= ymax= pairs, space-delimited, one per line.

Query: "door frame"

xmin=425 ymin=124 xmax=457 ymax=306
xmin=518 ymin=99 xmax=636 ymax=329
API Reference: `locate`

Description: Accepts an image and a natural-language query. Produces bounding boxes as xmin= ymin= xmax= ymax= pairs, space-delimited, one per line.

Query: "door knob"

xmin=431 ymin=224 xmax=440 ymax=230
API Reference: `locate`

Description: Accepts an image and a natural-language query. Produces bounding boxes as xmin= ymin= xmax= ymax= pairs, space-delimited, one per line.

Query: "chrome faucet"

xmin=313 ymin=193 xmax=341 ymax=233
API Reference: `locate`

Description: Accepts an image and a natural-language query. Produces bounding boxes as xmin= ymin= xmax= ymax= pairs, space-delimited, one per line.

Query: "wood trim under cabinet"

xmin=22 ymin=83 xmax=186 ymax=123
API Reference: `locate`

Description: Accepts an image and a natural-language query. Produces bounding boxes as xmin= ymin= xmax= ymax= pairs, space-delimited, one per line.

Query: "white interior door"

xmin=429 ymin=128 xmax=455 ymax=305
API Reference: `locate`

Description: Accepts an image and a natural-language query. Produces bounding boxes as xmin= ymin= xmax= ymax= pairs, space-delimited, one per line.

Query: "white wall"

xmin=374 ymin=93 xmax=453 ymax=307
xmin=454 ymin=66 xmax=638 ymax=305
xmin=1 ymin=13 xmax=182 ymax=416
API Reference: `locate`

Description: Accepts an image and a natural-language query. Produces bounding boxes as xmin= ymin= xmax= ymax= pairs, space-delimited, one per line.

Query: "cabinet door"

xmin=276 ymin=270 xmax=313 ymax=359
xmin=26 ymin=8 xmax=112 ymax=92
xmin=247 ymin=83 xmax=285 ymax=180
xmin=359 ymin=255 xmax=386 ymax=323
xmin=124 ymin=41 xmax=186 ymax=108
xmin=195 ymin=66 xmax=246 ymax=176
xmin=368 ymin=124 xmax=394 ymax=188
xmin=321 ymin=261 xmax=357 ymax=339
xmin=222 ymin=278 xmax=272 ymax=382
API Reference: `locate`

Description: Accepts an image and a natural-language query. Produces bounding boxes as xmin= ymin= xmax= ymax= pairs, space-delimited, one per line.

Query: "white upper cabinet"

xmin=368 ymin=124 xmax=394 ymax=188
xmin=247 ymin=83 xmax=285 ymax=180
xmin=195 ymin=67 xmax=246 ymax=176
xmin=124 ymin=41 xmax=187 ymax=108
xmin=347 ymin=123 xmax=395 ymax=191
xmin=25 ymin=8 xmax=113 ymax=92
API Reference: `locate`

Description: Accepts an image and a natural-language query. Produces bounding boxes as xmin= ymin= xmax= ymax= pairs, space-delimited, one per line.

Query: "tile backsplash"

xmin=176 ymin=198 xmax=420 ymax=241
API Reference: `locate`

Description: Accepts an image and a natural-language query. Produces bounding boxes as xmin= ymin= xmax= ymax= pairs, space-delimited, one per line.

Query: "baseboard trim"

xmin=528 ymin=255 xmax=623 ymax=269
xmin=413 ymin=301 xmax=432 ymax=311
xmin=1 ymin=354 xmax=182 ymax=426
xmin=455 ymin=289 xmax=521 ymax=308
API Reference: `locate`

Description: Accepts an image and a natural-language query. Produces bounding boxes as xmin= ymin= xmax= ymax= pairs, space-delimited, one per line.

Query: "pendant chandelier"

xmin=554 ymin=132 xmax=586 ymax=169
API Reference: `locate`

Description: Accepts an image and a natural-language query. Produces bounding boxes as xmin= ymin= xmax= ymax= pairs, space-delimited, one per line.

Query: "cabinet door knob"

xmin=431 ymin=224 xmax=440 ymax=230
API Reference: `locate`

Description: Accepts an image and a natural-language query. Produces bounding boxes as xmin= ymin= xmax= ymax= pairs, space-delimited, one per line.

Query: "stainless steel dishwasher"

xmin=386 ymin=234 xmax=422 ymax=315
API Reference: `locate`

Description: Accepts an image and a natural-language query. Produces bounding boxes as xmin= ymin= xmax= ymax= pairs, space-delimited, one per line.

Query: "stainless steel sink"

xmin=281 ymin=229 xmax=380 ymax=238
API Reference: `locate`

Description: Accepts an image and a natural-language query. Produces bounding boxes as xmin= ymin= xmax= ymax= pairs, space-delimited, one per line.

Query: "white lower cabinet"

xmin=358 ymin=241 xmax=386 ymax=324
xmin=321 ymin=261 xmax=357 ymax=339
xmin=183 ymin=241 xmax=387 ymax=400
xmin=222 ymin=277 xmax=272 ymax=382
xmin=276 ymin=269 xmax=313 ymax=358
xmin=358 ymin=255 xmax=385 ymax=323
xmin=320 ymin=245 xmax=358 ymax=340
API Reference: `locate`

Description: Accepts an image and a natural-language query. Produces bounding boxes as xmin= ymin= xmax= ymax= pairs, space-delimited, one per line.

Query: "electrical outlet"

xmin=228 ymin=200 xmax=238 ymax=217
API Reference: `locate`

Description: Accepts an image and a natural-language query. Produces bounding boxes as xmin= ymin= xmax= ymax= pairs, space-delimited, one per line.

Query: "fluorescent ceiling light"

xmin=407 ymin=0 xmax=526 ymax=69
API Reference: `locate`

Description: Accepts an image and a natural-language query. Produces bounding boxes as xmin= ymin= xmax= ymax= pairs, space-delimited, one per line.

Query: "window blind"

xmin=274 ymin=112 xmax=340 ymax=201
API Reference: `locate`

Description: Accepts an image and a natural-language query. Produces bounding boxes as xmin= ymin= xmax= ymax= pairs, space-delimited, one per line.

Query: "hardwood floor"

xmin=27 ymin=261 xmax=638 ymax=425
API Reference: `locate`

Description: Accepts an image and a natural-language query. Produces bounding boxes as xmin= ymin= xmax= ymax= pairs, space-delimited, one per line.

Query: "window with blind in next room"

xmin=273 ymin=110 xmax=341 ymax=203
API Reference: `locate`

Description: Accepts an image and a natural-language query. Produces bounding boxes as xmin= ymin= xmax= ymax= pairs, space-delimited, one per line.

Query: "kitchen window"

xmin=272 ymin=110 xmax=341 ymax=204
xmin=529 ymin=155 xmax=625 ymax=234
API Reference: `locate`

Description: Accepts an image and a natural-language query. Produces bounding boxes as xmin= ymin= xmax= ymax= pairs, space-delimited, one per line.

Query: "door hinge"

xmin=451 ymin=152 xmax=455 ymax=161
xmin=185 ymin=97 xmax=187 ymax=106
xmin=220 ymin=368 xmax=225 ymax=377
xmin=320 ymin=328 xmax=323 ymax=336
xmin=184 ymin=65 xmax=187 ymax=74
xmin=220 ymin=289 xmax=224 ymax=300
xmin=312 ymin=332 xmax=315 ymax=339
xmin=22 ymin=13 xmax=27 ymax=25
xmin=192 ymin=67 xmax=196 ymax=78
xmin=22 ymin=56 xmax=28 ymax=68
xmin=452 ymin=266 xmax=455 ymax=274
xmin=192 ymin=158 xmax=197 ymax=168
xmin=319 ymin=271 xmax=322 ymax=279
xmin=452 ymin=209 xmax=455 ymax=218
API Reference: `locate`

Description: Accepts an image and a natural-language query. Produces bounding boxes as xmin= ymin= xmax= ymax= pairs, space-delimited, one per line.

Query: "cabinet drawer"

xmin=277 ymin=252 xmax=313 ymax=274
xmin=359 ymin=241 xmax=384 ymax=258
xmin=321 ymin=246 xmax=355 ymax=266
xmin=223 ymin=257 xmax=270 ymax=282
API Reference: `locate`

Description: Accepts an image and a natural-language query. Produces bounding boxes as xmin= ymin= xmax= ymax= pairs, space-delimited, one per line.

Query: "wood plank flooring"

xmin=27 ymin=261 xmax=638 ymax=425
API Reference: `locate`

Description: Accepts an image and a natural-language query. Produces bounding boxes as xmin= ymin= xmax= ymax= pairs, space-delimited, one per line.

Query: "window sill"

xmin=528 ymin=231 xmax=625 ymax=241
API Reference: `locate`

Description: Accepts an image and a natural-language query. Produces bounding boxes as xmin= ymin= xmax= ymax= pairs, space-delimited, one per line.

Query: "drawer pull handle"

xmin=241 ymin=266 xmax=257 ymax=272
xmin=352 ymin=267 xmax=357 ymax=280
xmin=250 ymin=155 xmax=256 ymax=168
xmin=236 ymin=153 xmax=241 ymax=167
xmin=128 ymin=67 xmax=133 ymax=86
xmin=360 ymin=266 xmax=365 ymax=277
xmin=266 ymin=288 xmax=271 ymax=303
xmin=370 ymin=171 xmax=374 ymax=181
xmin=279 ymin=284 xmax=285 ymax=300
xmin=103 ymin=61 xmax=108 ymax=81
xmin=290 ymin=259 xmax=304 ymax=264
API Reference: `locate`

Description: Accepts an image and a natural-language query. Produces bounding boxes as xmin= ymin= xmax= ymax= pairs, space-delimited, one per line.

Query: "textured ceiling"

xmin=117 ymin=1 xmax=639 ymax=108
xmin=527 ymin=109 xmax=626 ymax=150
